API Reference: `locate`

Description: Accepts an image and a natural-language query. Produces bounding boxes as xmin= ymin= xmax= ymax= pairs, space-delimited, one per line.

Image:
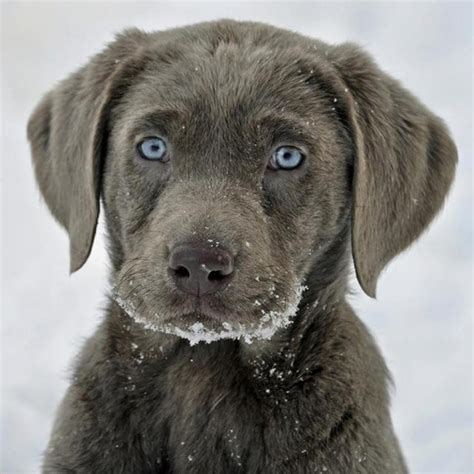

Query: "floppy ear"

xmin=329 ymin=44 xmax=457 ymax=297
xmin=27 ymin=29 xmax=150 ymax=272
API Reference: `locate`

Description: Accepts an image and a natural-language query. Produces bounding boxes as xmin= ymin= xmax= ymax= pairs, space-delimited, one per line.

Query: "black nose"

xmin=168 ymin=243 xmax=234 ymax=296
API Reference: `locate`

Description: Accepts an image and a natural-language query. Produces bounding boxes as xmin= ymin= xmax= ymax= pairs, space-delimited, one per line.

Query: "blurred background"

xmin=1 ymin=2 xmax=472 ymax=473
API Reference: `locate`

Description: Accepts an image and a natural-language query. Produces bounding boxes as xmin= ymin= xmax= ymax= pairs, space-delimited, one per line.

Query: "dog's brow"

xmin=129 ymin=108 xmax=187 ymax=136
xmin=257 ymin=114 xmax=314 ymax=145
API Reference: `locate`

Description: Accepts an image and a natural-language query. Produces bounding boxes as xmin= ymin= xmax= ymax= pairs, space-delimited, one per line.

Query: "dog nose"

xmin=168 ymin=244 xmax=234 ymax=296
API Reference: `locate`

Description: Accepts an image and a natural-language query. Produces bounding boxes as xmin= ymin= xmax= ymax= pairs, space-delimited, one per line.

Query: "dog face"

xmin=103 ymin=42 xmax=352 ymax=341
xmin=27 ymin=21 xmax=457 ymax=343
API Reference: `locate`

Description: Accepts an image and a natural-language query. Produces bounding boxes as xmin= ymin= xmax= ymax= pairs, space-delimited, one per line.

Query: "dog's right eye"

xmin=137 ymin=137 xmax=169 ymax=162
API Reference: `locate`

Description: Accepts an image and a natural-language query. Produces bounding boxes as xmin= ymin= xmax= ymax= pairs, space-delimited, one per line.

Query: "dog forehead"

xmin=127 ymin=41 xmax=320 ymax=120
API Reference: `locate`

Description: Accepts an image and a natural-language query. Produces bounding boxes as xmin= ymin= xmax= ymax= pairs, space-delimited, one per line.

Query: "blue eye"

xmin=269 ymin=146 xmax=305 ymax=170
xmin=137 ymin=137 xmax=168 ymax=161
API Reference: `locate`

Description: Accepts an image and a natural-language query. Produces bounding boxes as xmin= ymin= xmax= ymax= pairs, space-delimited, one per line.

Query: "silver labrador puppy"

xmin=28 ymin=20 xmax=457 ymax=474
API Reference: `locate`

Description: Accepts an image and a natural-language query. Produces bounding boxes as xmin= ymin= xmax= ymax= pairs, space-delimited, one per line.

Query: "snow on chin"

xmin=113 ymin=285 xmax=307 ymax=346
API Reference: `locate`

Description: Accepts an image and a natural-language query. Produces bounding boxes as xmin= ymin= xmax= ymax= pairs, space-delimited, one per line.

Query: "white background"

xmin=1 ymin=2 xmax=472 ymax=473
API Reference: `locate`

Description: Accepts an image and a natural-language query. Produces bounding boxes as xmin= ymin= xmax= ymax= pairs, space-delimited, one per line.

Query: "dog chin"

xmin=113 ymin=285 xmax=307 ymax=346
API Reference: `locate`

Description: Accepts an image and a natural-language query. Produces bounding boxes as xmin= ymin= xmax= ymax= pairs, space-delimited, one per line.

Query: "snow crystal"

xmin=189 ymin=322 xmax=205 ymax=333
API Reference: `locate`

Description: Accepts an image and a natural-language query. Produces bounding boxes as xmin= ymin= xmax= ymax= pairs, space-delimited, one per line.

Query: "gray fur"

xmin=27 ymin=20 xmax=457 ymax=473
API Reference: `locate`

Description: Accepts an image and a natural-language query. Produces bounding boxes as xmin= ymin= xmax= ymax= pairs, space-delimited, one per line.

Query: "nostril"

xmin=174 ymin=266 xmax=190 ymax=278
xmin=208 ymin=270 xmax=229 ymax=281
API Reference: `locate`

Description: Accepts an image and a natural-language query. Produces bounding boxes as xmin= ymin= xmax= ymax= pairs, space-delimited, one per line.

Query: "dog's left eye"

xmin=268 ymin=146 xmax=305 ymax=170
xmin=137 ymin=137 xmax=168 ymax=161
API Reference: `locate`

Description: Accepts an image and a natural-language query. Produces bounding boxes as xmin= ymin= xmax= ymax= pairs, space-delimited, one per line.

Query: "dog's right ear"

xmin=27 ymin=29 xmax=150 ymax=272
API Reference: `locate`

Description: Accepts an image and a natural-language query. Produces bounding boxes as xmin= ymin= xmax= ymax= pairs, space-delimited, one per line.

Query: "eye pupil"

xmin=138 ymin=137 xmax=168 ymax=161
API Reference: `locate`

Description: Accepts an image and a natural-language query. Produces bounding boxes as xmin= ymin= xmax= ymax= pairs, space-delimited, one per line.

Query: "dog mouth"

xmin=112 ymin=284 xmax=307 ymax=346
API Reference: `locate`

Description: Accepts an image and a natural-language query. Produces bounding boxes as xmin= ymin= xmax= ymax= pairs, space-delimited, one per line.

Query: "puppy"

xmin=28 ymin=20 xmax=457 ymax=473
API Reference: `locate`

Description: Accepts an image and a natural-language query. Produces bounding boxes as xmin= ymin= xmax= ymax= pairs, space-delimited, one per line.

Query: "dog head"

xmin=28 ymin=20 xmax=457 ymax=343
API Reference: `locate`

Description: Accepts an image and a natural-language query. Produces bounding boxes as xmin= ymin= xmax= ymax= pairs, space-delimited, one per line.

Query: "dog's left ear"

xmin=328 ymin=44 xmax=457 ymax=297
xmin=27 ymin=29 xmax=150 ymax=272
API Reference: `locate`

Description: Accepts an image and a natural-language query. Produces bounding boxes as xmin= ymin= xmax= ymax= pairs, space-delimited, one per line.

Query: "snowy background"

xmin=1 ymin=2 xmax=472 ymax=473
